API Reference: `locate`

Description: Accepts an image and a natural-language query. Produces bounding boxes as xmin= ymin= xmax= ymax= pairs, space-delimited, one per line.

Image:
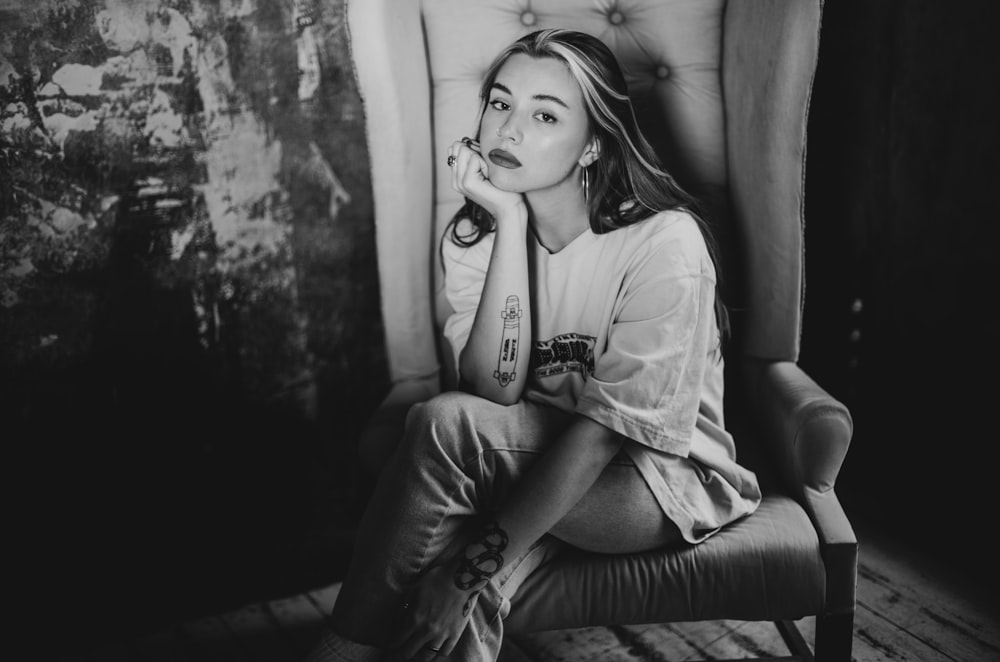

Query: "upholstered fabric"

xmin=346 ymin=0 xmax=437 ymax=384
xmin=746 ymin=360 xmax=853 ymax=499
xmin=423 ymin=0 xmax=732 ymax=387
xmin=348 ymin=0 xmax=821 ymax=387
xmin=723 ymin=0 xmax=823 ymax=360
xmin=506 ymin=495 xmax=825 ymax=632
xmin=346 ymin=0 xmax=856 ymax=645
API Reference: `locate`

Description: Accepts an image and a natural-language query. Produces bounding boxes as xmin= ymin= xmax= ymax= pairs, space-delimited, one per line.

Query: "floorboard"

xmin=266 ymin=593 xmax=329 ymax=655
xmin=218 ymin=603 xmax=298 ymax=662
xmin=853 ymin=524 xmax=1000 ymax=661
xmin=173 ymin=616 xmax=248 ymax=662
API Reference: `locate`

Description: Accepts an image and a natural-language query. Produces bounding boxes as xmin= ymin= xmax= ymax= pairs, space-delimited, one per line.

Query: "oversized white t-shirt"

xmin=442 ymin=210 xmax=761 ymax=543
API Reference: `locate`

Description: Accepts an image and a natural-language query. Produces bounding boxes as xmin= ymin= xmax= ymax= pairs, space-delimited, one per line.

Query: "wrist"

xmin=493 ymin=200 xmax=528 ymax=232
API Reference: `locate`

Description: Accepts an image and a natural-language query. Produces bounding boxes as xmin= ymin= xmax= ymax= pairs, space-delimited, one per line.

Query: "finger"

xmin=442 ymin=598 xmax=475 ymax=657
xmin=450 ymin=139 xmax=474 ymax=157
xmin=445 ymin=140 xmax=462 ymax=171
xmin=397 ymin=629 xmax=433 ymax=662
xmin=463 ymin=137 xmax=481 ymax=153
xmin=460 ymin=151 xmax=490 ymax=192
xmin=417 ymin=638 xmax=448 ymax=662
xmin=452 ymin=149 xmax=467 ymax=194
xmin=450 ymin=140 xmax=472 ymax=192
xmin=428 ymin=638 xmax=449 ymax=661
xmin=453 ymin=146 xmax=479 ymax=195
xmin=391 ymin=611 xmax=418 ymax=651
xmin=442 ymin=633 xmax=461 ymax=657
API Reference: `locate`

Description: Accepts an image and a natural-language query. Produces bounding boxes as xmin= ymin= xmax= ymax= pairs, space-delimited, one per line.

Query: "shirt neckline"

xmin=532 ymin=225 xmax=598 ymax=269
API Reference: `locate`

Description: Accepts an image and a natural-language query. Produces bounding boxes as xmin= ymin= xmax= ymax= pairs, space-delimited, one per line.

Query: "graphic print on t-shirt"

xmin=533 ymin=333 xmax=596 ymax=379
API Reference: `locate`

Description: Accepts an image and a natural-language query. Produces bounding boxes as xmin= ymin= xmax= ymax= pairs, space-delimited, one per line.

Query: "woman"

xmin=306 ymin=29 xmax=761 ymax=662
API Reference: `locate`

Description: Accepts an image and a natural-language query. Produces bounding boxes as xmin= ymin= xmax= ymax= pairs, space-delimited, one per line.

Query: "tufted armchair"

xmin=345 ymin=1 xmax=856 ymax=661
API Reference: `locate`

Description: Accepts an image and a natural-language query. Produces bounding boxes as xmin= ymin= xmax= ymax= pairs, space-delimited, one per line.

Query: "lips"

xmin=488 ymin=149 xmax=522 ymax=169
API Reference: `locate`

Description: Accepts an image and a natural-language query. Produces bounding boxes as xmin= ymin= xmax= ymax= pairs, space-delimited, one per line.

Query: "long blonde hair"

xmin=445 ymin=29 xmax=730 ymax=339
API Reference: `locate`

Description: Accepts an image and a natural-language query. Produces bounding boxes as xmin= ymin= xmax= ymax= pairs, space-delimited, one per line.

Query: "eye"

xmin=489 ymin=99 xmax=510 ymax=111
xmin=535 ymin=112 xmax=557 ymax=124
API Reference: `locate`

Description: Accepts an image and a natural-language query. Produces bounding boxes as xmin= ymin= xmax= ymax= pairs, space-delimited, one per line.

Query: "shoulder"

xmin=623 ymin=209 xmax=703 ymax=243
xmin=441 ymin=219 xmax=494 ymax=275
xmin=611 ymin=209 xmax=714 ymax=281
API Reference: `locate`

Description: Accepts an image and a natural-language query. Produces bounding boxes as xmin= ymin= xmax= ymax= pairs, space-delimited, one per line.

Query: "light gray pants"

xmin=312 ymin=391 xmax=679 ymax=661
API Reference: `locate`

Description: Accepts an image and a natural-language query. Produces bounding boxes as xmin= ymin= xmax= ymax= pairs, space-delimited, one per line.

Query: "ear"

xmin=579 ymin=137 xmax=601 ymax=167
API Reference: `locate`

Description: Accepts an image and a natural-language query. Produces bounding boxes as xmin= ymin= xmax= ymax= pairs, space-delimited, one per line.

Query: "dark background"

xmin=800 ymin=0 xmax=997 ymax=594
xmin=2 ymin=0 xmax=997 ymax=654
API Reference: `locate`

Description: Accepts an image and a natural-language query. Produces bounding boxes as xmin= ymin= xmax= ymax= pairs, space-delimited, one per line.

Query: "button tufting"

xmin=656 ymin=65 xmax=670 ymax=80
xmin=608 ymin=10 xmax=624 ymax=25
xmin=520 ymin=10 xmax=536 ymax=26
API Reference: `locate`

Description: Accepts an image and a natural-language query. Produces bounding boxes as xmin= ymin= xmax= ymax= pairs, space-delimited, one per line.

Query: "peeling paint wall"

xmin=2 ymin=0 xmax=385 ymax=418
xmin=2 ymin=0 xmax=386 ymax=645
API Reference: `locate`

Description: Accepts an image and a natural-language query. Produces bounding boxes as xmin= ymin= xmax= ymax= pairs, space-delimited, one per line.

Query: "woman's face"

xmin=479 ymin=53 xmax=595 ymax=195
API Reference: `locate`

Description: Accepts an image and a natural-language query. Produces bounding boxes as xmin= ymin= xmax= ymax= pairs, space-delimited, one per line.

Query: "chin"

xmin=487 ymin=168 xmax=526 ymax=193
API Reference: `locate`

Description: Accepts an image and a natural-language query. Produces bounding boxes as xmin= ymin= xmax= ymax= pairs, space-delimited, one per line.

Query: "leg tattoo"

xmin=455 ymin=518 xmax=510 ymax=590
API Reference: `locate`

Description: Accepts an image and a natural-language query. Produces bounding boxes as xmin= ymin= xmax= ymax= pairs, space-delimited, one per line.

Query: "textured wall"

xmin=1 ymin=0 xmax=386 ymax=419
xmin=2 ymin=0 xmax=386 ymax=648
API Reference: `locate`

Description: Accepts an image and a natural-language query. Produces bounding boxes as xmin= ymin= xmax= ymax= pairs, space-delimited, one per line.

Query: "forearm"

xmin=458 ymin=206 xmax=533 ymax=404
xmin=452 ymin=415 xmax=624 ymax=593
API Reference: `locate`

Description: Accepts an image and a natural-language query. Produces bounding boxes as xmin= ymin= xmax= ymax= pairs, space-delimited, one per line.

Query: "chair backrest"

xmin=348 ymin=0 xmax=823 ymax=391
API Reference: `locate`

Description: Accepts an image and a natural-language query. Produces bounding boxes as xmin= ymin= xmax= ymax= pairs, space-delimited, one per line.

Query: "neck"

xmin=525 ymin=168 xmax=589 ymax=253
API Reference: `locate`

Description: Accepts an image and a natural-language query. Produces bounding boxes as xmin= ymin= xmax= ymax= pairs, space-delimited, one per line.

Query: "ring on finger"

xmin=447 ymin=154 xmax=456 ymax=167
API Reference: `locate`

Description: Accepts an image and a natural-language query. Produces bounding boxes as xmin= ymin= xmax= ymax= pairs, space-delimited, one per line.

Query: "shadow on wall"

xmin=1 ymin=0 xmax=387 ymax=649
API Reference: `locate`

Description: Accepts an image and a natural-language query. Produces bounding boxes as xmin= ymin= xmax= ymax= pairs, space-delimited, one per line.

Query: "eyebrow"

xmin=491 ymin=82 xmax=570 ymax=110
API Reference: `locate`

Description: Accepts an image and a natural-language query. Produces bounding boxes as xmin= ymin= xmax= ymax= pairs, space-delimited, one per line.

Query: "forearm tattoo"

xmin=455 ymin=518 xmax=509 ymax=590
xmin=494 ymin=295 xmax=522 ymax=387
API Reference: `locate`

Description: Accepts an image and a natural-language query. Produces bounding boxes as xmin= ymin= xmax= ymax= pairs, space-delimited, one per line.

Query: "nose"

xmin=496 ymin=114 xmax=522 ymax=143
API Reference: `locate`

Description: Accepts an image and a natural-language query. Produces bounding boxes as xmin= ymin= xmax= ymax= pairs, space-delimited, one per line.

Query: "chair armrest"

xmin=743 ymin=359 xmax=853 ymax=497
xmin=806 ymin=488 xmax=858 ymax=614
xmin=357 ymin=375 xmax=440 ymax=475
xmin=742 ymin=359 xmax=857 ymax=614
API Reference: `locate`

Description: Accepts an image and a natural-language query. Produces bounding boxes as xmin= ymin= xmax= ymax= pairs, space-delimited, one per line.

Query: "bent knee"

xmin=404 ymin=391 xmax=510 ymax=464
xmin=405 ymin=390 xmax=496 ymax=433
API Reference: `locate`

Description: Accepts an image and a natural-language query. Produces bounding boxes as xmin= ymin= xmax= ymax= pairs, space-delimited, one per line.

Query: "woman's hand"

xmin=395 ymin=561 xmax=481 ymax=661
xmin=448 ymin=138 xmax=525 ymax=225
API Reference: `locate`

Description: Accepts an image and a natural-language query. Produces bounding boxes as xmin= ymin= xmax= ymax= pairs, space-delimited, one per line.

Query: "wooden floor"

xmin=67 ymin=515 xmax=1000 ymax=662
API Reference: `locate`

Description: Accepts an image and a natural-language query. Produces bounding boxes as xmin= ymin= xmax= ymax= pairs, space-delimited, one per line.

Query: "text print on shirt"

xmin=534 ymin=332 xmax=596 ymax=379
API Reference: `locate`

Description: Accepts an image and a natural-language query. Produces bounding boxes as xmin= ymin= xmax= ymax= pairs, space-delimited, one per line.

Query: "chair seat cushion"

xmin=505 ymin=494 xmax=825 ymax=632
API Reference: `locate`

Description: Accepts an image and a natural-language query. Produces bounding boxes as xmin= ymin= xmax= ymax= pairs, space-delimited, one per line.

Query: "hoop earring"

xmin=582 ymin=167 xmax=589 ymax=206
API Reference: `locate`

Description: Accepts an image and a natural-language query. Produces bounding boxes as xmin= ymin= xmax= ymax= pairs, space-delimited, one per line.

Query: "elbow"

xmin=489 ymin=392 xmax=522 ymax=407
xmin=574 ymin=414 xmax=627 ymax=463
xmin=457 ymin=376 xmax=524 ymax=406
xmin=600 ymin=430 xmax=626 ymax=462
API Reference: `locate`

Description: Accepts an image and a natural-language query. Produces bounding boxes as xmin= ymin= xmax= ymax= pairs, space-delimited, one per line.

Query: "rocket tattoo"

xmin=494 ymin=295 xmax=522 ymax=387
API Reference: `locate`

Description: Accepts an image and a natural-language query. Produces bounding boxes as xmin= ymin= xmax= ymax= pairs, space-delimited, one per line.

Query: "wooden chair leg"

xmin=814 ymin=611 xmax=855 ymax=662
xmin=776 ymin=619 xmax=814 ymax=661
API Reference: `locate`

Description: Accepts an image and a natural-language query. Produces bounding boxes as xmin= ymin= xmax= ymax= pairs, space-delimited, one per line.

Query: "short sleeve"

xmin=441 ymin=228 xmax=491 ymax=374
xmin=576 ymin=244 xmax=718 ymax=457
